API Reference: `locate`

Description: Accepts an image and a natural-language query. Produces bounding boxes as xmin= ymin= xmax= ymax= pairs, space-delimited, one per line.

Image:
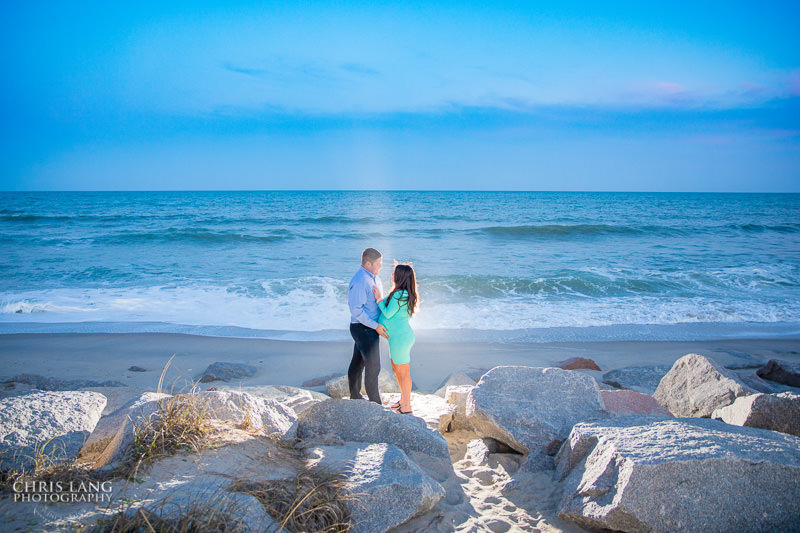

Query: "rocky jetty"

xmin=712 ymin=391 xmax=800 ymax=437
xmin=466 ymin=366 xmax=606 ymax=458
xmin=556 ymin=416 xmax=800 ymax=533
xmin=653 ymin=353 xmax=756 ymax=417
xmin=756 ymin=358 xmax=800 ymax=387
xmin=601 ymin=364 xmax=671 ymax=395
xmin=197 ymin=362 xmax=258 ymax=383
xmin=0 ymin=390 xmax=107 ymax=471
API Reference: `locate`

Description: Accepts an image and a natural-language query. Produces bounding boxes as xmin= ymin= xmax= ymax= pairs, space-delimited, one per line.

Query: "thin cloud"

xmin=339 ymin=62 xmax=380 ymax=76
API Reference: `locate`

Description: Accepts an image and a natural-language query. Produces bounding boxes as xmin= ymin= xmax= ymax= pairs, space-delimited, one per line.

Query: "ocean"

xmin=2 ymin=191 xmax=799 ymax=342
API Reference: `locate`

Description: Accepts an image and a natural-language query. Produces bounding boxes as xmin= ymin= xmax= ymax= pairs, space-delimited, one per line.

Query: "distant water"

xmin=2 ymin=191 xmax=799 ymax=342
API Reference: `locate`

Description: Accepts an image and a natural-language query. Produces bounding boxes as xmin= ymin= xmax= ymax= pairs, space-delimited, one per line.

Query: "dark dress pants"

xmin=348 ymin=323 xmax=382 ymax=404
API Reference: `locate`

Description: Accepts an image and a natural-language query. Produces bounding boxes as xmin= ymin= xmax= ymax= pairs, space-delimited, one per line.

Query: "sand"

xmin=1 ymin=332 xmax=799 ymax=532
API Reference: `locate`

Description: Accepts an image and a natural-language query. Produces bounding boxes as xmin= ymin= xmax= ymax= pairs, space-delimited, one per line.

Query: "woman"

xmin=372 ymin=263 xmax=418 ymax=414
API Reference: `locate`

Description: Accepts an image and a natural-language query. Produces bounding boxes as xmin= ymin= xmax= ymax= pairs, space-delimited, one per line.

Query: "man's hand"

xmin=376 ymin=324 xmax=389 ymax=339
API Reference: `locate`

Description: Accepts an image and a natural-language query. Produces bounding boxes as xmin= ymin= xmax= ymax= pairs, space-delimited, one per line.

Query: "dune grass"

xmin=231 ymin=466 xmax=354 ymax=533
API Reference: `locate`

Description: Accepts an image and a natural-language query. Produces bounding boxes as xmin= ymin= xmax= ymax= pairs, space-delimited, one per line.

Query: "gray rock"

xmin=307 ymin=443 xmax=445 ymax=533
xmin=196 ymin=390 xmax=297 ymax=440
xmin=653 ymin=353 xmax=756 ymax=417
xmin=558 ymin=357 xmax=601 ymax=371
xmin=6 ymin=373 xmax=126 ymax=390
xmin=220 ymin=385 xmax=328 ymax=416
xmin=712 ymin=392 xmax=800 ymax=437
xmin=444 ymin=385 xmax=474 ymax=431
xmin=1 ymin=390 xmax=107 ymax=471
xmin=756 ymin=359 xmax=800 ymax=387
xmin=325 ymin=368 xmax=399 ymax=399
xmin=600 ymin=389 xmax=673 ymax=418
xmin=433 ymin=372 xmax=476 ymax=397
xmin=197 ymin=362 xmax=258 ymax=383
xmin=601 ymin=365 xmax=672 ymax=395
xmin=555 ymin=416 xmax=800 ymax=533
xmin=466 ymin=366 xmax=606 ymax=459
xmin=297 ymin=399 xmax=453 ymax=480
xmin=78 ymin=392 xmax=171 ymax=470
xmin=127 ymin=366 xmax=147 ymax=372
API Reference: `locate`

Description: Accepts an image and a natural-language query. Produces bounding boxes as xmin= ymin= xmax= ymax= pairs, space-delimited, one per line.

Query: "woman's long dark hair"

xmin=385 ymin=263 xmax=418 ymax=316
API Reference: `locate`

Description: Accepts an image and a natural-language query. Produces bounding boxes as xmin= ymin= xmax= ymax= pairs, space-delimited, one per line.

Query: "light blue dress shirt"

xmin=349 ymin=266 xmax=380 ymax=329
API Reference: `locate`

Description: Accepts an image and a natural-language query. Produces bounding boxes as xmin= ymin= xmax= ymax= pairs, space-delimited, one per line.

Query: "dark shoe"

xmin=389 ymin=401 xmax=401 ymax=409
xmin=396 ymin=407 xmax=413 ymax=415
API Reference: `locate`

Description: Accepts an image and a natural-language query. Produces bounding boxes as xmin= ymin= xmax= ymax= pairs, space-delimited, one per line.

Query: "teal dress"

xmin=378 ymin=290 xmax=415 ymax=365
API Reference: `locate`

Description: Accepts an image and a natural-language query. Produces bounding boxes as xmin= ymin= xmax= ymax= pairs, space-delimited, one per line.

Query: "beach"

xmin=3 ymin=332 xmax=799 ymax=394
xmin=2 ymin=331 xmax=800 ymax=532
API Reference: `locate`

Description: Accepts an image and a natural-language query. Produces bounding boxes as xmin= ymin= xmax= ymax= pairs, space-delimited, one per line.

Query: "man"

xmin=348 ymin=247 xmax=389 ymax=403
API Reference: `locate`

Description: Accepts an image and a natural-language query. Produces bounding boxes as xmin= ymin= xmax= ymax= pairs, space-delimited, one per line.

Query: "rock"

xmin=302 ymin=373 xmax=340 ymax=387
xmin=6 ymin=373 xmax=126 ymax=390
xmin=466 ymin=366 xmax=606 ymax=458
xmin=712 ymin=392 xmax=800 ymax=437
xmin=601 ymin=365 xmax=671 ymax=395
xmin=127 ymin=366 xmax=147 ymax=372
xmin=1 ymin=391 xmax=107 ymax=471
xmin=739 ymin=372 xmax=786 ymax=393
xmin=196 ymin=390 xmax=297 ymax=439
xmin=297 ymin=399 xmax=453 ymax=480
xmin=600 ymin=389 xmax=673 ymax=418
xmin=653 ymin=353 xmax=756 ymax=417
xmin=445 ymin=385 xmax=474 ymax=431
xmin=222 ymin=385 xmax=328 ymax=416
xmin=307 ymin=443 xmax=445 ymax=533
xmin=558 ymin=357 xmax=601 ymax=371
xmin=325 ymin=368 xmax=399 ymax=399
xmin=197 ymin=362 xmax=258 ymax=383
xmin=78 ymin=392 xmax=171 ymax=470
xmin=111 ymin=433 xmax=292 ymax=533
xmin=433 ymin=372 xmax=476 ymax=397
xmin=381 ymin=392 xmax=455 ymax=433
xmin=555 ymin=416 xmax=800 ymax=533
xmin=756 ymin=359 xmax=800 ymax=387
xmin=79 ymin=386 xmax=149 ymax=416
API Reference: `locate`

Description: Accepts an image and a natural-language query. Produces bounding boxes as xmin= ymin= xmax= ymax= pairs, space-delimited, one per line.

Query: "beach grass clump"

xmin=92 ymin=495 xmax=248 ymax=533
xmin=1 ymin=438 xmax=111 ymax=498
xmin=231 ymin=467 xmax=354 ymax=533
xmin=126 ymin=393 xmax=213 ymax=471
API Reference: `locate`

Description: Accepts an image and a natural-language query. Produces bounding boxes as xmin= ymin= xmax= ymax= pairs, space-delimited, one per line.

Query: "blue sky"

xmin=1 ymin=1 xmax=799 ymax=191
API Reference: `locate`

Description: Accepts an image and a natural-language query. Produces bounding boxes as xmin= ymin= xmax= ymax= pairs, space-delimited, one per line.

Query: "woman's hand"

xmin=372 ymin=284 xmax=382 ymax=301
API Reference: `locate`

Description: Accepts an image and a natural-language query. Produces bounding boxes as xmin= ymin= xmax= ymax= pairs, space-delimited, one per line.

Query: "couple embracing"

xmin=347 ymin=247 xmax=418 ymax=414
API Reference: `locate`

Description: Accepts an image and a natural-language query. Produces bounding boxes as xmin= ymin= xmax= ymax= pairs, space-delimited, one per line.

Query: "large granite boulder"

xmin=602 ymin=365 xmax=671 ymax=395
xmin=653 ymin=354 xmax=756 ymax=417
xmin=78 ymin=392 xmax=171 ymax=470
xmin=325 ymin=369 xmax=399 ymax=399
xmin=196 ymin=390 xmax=297 ymax=439
xmin=218 ymin=385 xmax=328 ymax=416
xmin=197 ymin=362 xmax=257 ymax=383
xmin=296 ymin=399 xmax=452 ymax=480
xmin=712 ymin=392 xmax=800 ymax=437
xmin=466 ymin=366 xmax=606 ymax=457
xmin=756 ymin=359 xmax=800 ymax=387
xmin=1 ymin=391 xmax=107 ymax=471
xmin=555 ymin=416 xmax=800 ymax=533
xmin=600 ymin=389 xmax=673 ymax=418
xmin=307 ymin=443 xmax=445 ymax=533
xmin=433 ymin=372 xmax=476 ymax=397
